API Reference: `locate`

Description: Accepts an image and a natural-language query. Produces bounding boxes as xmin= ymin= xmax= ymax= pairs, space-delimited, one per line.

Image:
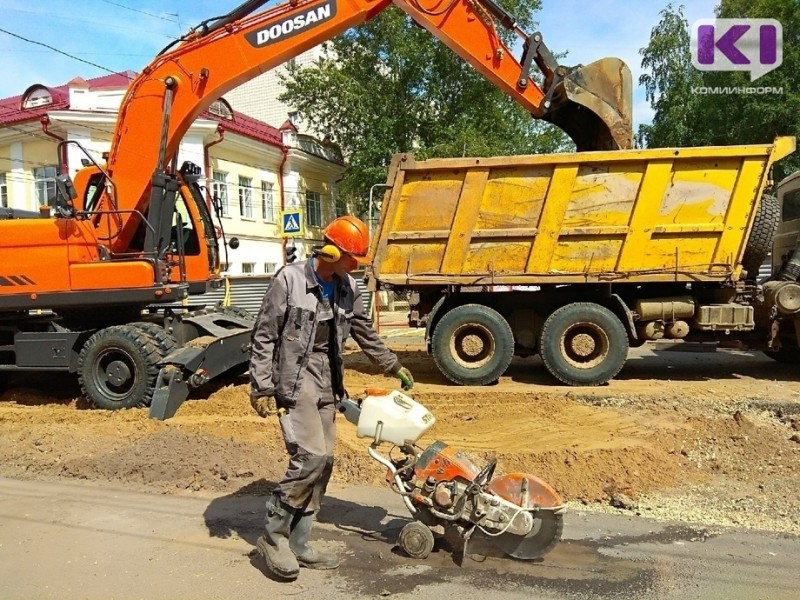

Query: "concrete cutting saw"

xmin=339 ymin=389 xmax=564 ymax=560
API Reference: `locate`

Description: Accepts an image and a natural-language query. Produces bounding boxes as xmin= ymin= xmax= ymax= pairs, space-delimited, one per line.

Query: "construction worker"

xmin=249 ymin=215 xmax=414 ymax=581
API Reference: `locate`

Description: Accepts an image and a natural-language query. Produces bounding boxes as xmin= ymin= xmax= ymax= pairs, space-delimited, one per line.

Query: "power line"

xmin=3 ymin=8 xmax=176 ymax=37
xmin=0 ymin=27 xmax=125 ymax=76
xmin=97 ymin=0 xmax=179 ymax=22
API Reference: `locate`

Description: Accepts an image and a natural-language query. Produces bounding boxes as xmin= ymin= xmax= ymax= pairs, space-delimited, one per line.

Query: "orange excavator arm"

xmin=103 ymin=0 xmax=632 ymax=253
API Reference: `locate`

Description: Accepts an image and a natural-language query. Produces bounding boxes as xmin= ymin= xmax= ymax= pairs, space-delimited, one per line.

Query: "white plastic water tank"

xmin=356 ymin=390 xmax=435 ymax=445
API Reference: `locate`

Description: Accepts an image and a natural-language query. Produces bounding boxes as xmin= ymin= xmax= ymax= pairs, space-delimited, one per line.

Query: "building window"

xmin=306 ymin=191 xmax=322 ymax=228
xmin=0 ymin=173 xmax=7 ymax=208
xmin=333 ymin=195 xmax=347 ymax=218
xmin=22 ymin=86 xmax=53 ymax=109
xmin=261 ymin=181 xmax=275 ymax=222
xmin=265 ymin=262 xmax=277 ymax=274
xmin=242 ymin=262 xmax=256 ymax=275
xmin=239 ymin=176 xmax=253 ymax=219
xmin=34 ymin=166 xmax=58 ymax=207
xmin=212 ymin=171 xmax=229 ymax=217
xmin=209 ymin=98 xmax=234 ymax=120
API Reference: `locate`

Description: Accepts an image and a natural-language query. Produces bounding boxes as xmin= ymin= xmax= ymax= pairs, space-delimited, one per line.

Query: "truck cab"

xmin=774 ymin=170 xmax=800 ymax=274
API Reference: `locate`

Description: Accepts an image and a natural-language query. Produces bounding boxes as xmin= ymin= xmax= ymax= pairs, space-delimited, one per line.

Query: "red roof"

xmin=0 ymin=71 xmax=283 ymax=147
xmin=204 ymin=108 xmax=283 ymax=147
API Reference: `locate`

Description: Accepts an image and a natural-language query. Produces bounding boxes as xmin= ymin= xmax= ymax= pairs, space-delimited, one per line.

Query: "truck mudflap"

xmin=149 ymin=327 xmax=251 ymax=420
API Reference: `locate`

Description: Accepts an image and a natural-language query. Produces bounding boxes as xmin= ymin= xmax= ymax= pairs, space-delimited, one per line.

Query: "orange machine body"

xmin=1 ymin=0 xmax=630 ymax=309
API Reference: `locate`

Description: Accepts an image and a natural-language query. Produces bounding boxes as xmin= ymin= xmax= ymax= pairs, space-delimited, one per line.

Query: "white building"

xmin=224 ymin=47 xmax=324 ymax=136
xmin=0 ymin=71 xmax=345 ymax=276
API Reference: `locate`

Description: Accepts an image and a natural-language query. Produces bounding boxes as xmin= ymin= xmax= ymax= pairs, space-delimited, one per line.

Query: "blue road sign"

xmin=281 ymin=209 xmax=304 ymax=237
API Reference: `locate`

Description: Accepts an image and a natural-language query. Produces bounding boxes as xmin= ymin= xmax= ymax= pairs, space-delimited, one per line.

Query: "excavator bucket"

xmin=543 ymin=57 xmax=633 ymax=152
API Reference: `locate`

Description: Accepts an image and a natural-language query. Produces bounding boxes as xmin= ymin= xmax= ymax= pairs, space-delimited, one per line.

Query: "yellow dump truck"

xmin=368 ymin=137 xmax=798 ymax=386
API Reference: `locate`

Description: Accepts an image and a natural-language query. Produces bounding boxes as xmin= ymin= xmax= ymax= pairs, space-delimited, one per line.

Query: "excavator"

xmin=0 ymin=0 xmax=632 ymax=418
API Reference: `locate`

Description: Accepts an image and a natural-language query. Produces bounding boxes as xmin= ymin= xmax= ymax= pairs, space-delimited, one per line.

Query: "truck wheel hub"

xmin=569 ymin=333 xmax=596 ymax=357
xmin=452 ymin=324 xmax=495 ymax=369
xmin=561 ymin=323 xmax=610 ymax=369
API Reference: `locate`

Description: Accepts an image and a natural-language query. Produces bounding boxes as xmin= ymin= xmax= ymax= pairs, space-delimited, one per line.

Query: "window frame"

xmin=239 ymin=176 xmax=253 ymax=220
xmin=0 ymin=173 xmax=8 ymax=208
xmin=306 ymin=190 xmax=322 ymax=228
xmin=261 ymin=181 xmax=276 ymax=222
xmin=782 ymin=187 xmax=800 ymax=222
xmin=34 ymin=165 xmax=58 ymax=207
xmin=212 ymin=171 xmax=229 ymax=217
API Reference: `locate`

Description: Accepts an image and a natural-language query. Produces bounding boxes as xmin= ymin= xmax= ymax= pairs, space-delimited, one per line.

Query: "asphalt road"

xmin=0 ymin=477 xmax=797 ymax=600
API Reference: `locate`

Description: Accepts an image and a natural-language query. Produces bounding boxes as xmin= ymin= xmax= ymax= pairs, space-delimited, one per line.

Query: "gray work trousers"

xmin=275 ymin=352 xmax=337 ymax=512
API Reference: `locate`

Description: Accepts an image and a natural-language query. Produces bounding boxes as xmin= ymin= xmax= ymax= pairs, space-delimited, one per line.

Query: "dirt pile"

xmin=0 ymin=342 xmax=799 ymax=533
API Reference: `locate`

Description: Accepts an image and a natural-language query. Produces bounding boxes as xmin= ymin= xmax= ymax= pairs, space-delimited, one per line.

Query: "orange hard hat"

xmin=322 ymin=216 xmax=371 ymax=264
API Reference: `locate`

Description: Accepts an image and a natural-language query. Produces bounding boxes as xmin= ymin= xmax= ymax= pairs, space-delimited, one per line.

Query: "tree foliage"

xmin=637 ymin=0 xmax=799 ymax=180
xmin=279 ymin=1 xmax=570 ymax=209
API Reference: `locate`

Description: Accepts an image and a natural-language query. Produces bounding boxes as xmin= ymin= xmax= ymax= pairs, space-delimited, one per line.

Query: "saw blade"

xmin=492 ymin=511 xmax=563 ymax=560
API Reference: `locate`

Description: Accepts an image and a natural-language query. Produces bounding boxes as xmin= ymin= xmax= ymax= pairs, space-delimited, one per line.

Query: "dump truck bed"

xmin=370 ymin=138 xmax=795 ymax=286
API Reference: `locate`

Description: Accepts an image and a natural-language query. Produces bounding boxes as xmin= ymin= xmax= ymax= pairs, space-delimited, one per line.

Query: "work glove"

xmin=250 ymin=392 xmax=276 ymax=418
xmin=396 ymin=366 xmax=414 ymax=391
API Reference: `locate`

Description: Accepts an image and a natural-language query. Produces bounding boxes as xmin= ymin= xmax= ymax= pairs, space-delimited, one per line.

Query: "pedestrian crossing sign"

xmin=280 ymin=209 xmax=304 ymax=237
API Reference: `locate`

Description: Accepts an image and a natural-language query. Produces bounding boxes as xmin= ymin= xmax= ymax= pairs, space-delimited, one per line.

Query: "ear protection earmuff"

xmin=314 ymin=244 xmax=341 ymax=263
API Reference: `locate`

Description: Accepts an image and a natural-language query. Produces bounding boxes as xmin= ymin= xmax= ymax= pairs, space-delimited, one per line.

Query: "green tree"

xmin=637 ymin=4 xmax=704 ymax=148
xmin=279 ymin=2 xmax=569 ymax=211
xmin=637 ymin=0 xmax=799 ymax=179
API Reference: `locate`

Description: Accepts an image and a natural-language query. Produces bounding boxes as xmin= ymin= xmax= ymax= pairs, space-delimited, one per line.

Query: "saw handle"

xmin=470 ymin=457 xmax=498 ymax=492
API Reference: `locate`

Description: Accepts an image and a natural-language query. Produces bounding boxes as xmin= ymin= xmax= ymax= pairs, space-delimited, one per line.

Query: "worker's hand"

xmin=396 ymin=366 xmax=414 ymax=391
xmin=250 ymin=392 xmax=276 ymax=418
xmin=275 ymin=394 xmax=296 ymax=411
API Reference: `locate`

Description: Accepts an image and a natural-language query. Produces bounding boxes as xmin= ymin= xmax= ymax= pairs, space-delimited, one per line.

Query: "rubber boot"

xmin=290 ymin=511 xmax=340 ymax=570
xmin=256 ymin=495 xmax=300 ymax=580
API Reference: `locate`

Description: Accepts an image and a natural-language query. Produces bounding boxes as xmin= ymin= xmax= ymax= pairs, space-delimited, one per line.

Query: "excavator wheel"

xmin=216 ymin=305 xmax=256 ymax=322
xmin=190 ymin=305 xmax=255 ymax=379
xmin=78 ymin=325 xmax=163 ymax=410
xmin=130 ymin=321 xmax=178 ymax=356
xmin=193 ymin=304 xmax=256 ymax=322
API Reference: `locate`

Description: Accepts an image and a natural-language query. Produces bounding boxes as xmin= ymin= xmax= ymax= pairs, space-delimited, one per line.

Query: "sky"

xmin=0 ymin=0 xmax=721 ymax=130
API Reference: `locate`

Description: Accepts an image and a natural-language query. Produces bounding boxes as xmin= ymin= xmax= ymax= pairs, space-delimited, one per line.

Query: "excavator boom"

xmin=0 ymin=0 xmax=633 ymax=418
xmin=103 ymin=0 xmax=632 ymax=253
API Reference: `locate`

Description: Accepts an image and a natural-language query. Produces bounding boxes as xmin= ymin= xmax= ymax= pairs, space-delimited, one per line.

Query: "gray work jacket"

xmin=250 ymin=260 xmax=401 ymax=404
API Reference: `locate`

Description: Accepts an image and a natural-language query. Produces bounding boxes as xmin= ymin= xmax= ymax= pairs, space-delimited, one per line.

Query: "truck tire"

xmin=431 ymin=304 xmax=514 ymax=385
xmin=763 ymin=348 xmax=800 ymax=364
xmin=539 ymin=302 xmax=628 ymax=386
xmin=78 ymin=325 xmax=162 ymax=410
xmin=742 ymin=193 xmax=779 ymax=280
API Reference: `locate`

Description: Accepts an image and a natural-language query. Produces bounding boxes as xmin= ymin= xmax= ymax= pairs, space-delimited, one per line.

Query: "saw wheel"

xmin=484 ymin=472 xmax=564 ymax=559
xmin=492 ymin=510 xmax=563 ymax=560
xmin=398 ymin=521 xmax=435 ymax=559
